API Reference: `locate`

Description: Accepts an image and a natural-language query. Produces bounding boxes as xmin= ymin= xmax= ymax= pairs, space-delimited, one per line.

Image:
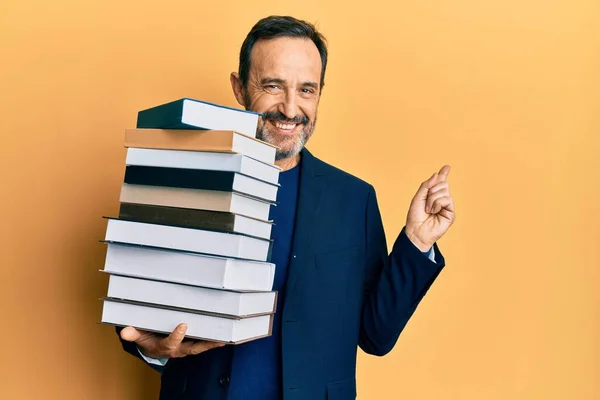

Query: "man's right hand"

xmin=120 ymin=323 xmax=226 ymax=359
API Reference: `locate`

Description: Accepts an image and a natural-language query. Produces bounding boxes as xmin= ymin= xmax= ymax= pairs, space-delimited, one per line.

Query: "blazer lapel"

xmin=283 ymin=147 xmax=325 ymax=306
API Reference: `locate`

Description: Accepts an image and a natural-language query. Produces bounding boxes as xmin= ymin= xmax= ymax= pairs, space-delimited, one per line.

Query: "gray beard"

xmin=244 ymin=93 xmax=316 ymax=161
xmin=256 ymin=124 xmax=310 ymax=161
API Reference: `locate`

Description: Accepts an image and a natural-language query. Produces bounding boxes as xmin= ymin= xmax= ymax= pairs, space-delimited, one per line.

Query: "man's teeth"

xmin=274 ymin=121 xmax=296 ymax=130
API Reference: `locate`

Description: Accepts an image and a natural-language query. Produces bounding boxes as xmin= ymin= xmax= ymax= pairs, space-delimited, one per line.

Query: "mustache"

xmin=261 ymin=111 xmax=309 ymax=125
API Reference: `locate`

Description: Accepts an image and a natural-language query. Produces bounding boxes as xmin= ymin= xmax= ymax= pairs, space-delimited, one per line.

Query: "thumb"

xmin=413 ymin=172 xmax=438 ymax=202
xmin=438 ymin=164 xmax=451 ymax=181
xmin=120 ymin=326 xmax=143 ymax=343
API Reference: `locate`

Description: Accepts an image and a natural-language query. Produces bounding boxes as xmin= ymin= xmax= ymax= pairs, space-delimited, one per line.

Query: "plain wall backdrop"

xmin=0 ymin=0 xmax=598 ymax=399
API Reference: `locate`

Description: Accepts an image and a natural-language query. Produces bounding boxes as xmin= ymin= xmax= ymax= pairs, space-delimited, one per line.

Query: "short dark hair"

xmin=238 ymin=15 xmax=328 ymax=90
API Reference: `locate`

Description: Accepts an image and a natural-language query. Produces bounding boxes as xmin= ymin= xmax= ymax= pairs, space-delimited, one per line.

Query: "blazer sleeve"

xmin=358 ymin=185 xmax=446 ymax=356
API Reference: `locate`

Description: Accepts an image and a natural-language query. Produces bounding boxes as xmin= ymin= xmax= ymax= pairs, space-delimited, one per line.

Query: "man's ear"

xmin=230 ymin=72 xmax=245 ymax=107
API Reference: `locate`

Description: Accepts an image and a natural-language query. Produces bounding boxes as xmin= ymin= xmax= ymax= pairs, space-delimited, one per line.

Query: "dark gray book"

xmin=118 ymin=202 xmax=273 ymax=240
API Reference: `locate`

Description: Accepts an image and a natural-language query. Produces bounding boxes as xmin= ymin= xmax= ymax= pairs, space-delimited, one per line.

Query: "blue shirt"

xmin=227 ymin=162 xmax=301 ymax=399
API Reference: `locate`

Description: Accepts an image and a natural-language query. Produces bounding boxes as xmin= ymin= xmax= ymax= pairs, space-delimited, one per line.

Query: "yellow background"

xmin=1 ymin=0 xmax=598 ymax=399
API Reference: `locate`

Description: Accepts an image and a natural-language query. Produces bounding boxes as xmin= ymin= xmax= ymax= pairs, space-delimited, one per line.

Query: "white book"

xmin=103 ymin=242 xmax=275 ymax=291
xmin=104 ymin=218 xmax=271 ymax=262
xmin=101 ymin=298 xmax=273 ymax=343
xmin=106 ymin=274 xmax=277 ymax=317
xmin=119 ymin=184 xmax=273 ymax=221
xmin=125 ymin=148 xmax=280 ymax=185
xmin=228 ymin=132 xmax=275 ymax=164
xmin=137 ymin=98 xmax=261 ymax=138
xmin=229 ymin=172 xmax=278 ymax=202
xmin=124 ymin=129 xmax=277 ymax=165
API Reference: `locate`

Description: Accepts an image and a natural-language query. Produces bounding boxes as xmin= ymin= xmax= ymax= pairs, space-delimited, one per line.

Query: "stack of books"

xmin=100 ymin=98 xmax=282 ymax=344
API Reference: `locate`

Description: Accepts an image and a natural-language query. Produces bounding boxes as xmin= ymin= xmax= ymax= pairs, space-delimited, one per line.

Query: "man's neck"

xmin=276 ymin=153 xmax=301 ymax=171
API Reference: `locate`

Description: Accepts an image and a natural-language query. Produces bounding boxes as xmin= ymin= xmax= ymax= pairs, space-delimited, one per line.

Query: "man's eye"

xmin=302 ymin=88 xmax=315 ymax=94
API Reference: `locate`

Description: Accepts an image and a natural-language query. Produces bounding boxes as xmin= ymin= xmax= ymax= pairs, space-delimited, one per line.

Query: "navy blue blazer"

xmin=117 ymin=147 xmax=446 ymax=400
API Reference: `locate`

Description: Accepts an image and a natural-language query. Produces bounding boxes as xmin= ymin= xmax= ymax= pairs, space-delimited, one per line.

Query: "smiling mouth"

xmin=269 ymin=120 xmax=300 ymax=134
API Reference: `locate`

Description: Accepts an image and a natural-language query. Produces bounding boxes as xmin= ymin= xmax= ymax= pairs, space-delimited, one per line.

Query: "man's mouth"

xmin=269 ymin=120 xmax=300 ymax=134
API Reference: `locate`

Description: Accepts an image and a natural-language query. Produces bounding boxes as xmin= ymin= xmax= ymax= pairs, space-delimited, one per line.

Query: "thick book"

xmin=124 ymin=166 xmax=278 ymax=202
xmin=105 ymin=273 xmax=277 ymax=317
xmin=104 ymin=218 xmax=272 ymax=262
xmin=136 ymin=98 xmax=261 ymax=138
xmin=101 ymin=297 xmax=273 ymax=343
xmin=119 ymin=183 xmax=273 ymax=221
xmin=102 ymin=242 xmax=275 ymax=292
xmin=125 ymin=148 xmax=280 ymax=185
xmin=118 ymin=202 xmax=273 ymax=240
xmin=124 ymin=128 xmax=277 ymax=165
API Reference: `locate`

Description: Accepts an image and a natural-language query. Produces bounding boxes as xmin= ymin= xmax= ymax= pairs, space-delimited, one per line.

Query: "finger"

xmin=438 ymin=197 xmax=456 ymax=221
xmin=120 ymin=326 xmax=143 ymax=343
xmin=437 ymin=165 xmax=451 ymax=181
xmin=161 ymin=323 xmax=188 ymax=351
xmin=426 ymin=189 xmax=450 ymax=213
xmin=413 ymin=172 xmax=439 ymax=202
xmin=428 ymin=181 xmax=449 ymax=196
xmin=180 ymin=340 xmax=226 ymax=356
xmin=431 ymin=196 xmax=453 ymax=215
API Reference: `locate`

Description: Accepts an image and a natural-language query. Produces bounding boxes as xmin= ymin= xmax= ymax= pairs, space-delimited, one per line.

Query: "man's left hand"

xmin=405 ymin=165 xmax=456 ymax=252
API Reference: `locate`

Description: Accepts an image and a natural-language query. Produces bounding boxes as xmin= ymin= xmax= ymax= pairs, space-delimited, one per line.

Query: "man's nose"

xmin=278 ymin=90 xmax=298 ymax=120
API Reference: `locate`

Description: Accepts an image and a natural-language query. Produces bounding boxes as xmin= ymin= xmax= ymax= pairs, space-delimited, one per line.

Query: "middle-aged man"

xmin=117 ymin=15 xmax=456 ymax=400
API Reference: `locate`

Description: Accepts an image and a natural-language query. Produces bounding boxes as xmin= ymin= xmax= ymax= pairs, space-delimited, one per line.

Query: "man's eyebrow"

xmin=259 ymin=78 xmax=319 ymax=89
xmin=302 ymin=81 xmax=319 ymax=89
xmin=260 ymin=77 xmax=287 ymax=85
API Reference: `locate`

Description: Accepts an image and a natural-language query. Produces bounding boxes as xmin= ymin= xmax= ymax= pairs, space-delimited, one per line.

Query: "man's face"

xmin=232 ymin=37 xmax=322 ymax=161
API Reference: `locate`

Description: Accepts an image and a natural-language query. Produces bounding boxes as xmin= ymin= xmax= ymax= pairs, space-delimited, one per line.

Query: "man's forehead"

xmin=249 ymin=37 xmax=321 ymax=78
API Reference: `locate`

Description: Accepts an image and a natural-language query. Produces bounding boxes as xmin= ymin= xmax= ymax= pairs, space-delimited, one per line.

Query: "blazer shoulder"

xmin=310 ymin=153 xmax=372 ymax=192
